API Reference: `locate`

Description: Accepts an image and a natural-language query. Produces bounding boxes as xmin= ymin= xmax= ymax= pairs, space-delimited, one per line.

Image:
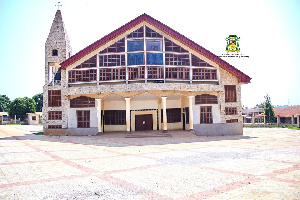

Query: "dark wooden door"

xmin=135 ymin=114 xmax=153 ymax=131
xmin=0 ymin=116 xmax=2 ymax=125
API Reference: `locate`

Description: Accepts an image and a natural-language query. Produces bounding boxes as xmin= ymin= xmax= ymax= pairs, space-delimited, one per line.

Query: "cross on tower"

xmin=55 ymin=2 xmax=62 ymax=10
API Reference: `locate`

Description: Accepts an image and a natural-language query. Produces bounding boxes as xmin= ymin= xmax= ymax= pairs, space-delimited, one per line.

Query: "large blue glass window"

xmin=147 ymin=53 xmax=163 ymax=65
xmin=128 ymin=53 xmax=144 ymax=65
xmin=127 ymin=40 xmax=144 ymax=52
xmin=146 ymin=40 xmax=162 ymax=51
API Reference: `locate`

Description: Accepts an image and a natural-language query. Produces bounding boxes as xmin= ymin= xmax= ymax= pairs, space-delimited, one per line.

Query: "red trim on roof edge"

xmin=60 ymin=14 xmax=251 ymax=83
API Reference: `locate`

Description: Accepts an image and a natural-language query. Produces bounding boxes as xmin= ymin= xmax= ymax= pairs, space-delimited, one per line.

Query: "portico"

xmin=92 ymin=91 xmax=197 ymax=133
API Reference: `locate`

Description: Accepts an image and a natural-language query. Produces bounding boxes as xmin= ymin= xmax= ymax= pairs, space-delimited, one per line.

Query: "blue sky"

xmin=0 ymin=0 xmax=299 ymax=107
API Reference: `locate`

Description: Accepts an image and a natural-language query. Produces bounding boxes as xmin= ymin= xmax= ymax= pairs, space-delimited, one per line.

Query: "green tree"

xmin=9 ymin=97 xmax=36 ymax=119
xmin=255 ymin=102 xmax=264 ymax=108
xmin=32 ymin=93 xmax=43 ymax=112
xmin=263 ymin=94 xmax=276 ymax=123
xmin=0 ymin=95 xmax=11 ymax=112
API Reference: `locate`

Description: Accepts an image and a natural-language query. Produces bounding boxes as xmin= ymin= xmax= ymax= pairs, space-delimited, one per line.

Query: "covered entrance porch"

xmin=94 ymin=91 xmax=195 ymax=134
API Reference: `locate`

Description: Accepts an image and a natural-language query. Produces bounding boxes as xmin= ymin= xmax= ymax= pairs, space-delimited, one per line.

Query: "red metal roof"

xmin=274 ymin=106 xmax=300 ymax=118
xmin=60 ymin=13 xmax=251 ymax=83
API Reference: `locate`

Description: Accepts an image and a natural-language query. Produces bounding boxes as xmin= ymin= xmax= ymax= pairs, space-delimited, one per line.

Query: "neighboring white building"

xmin=0 ymin=112 xmax=8 ymax=125
xmin=27 ymin=113 xmax=40 ymax=125
xmin=42 ymin=10 xmax=251 ymax=136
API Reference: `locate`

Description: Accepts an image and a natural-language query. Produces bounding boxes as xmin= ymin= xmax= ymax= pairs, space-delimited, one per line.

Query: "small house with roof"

xmin=0 ymin=112 xmax=9 ymax=125
xmin=274 ymin=106 xmax=300 ymax=125
xmin=42 ymin=9 xmax=251 ymax=136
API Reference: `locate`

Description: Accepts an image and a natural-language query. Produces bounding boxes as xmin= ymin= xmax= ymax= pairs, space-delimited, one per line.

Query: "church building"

xmin=42 ymin=9 xmax=251 ymax=136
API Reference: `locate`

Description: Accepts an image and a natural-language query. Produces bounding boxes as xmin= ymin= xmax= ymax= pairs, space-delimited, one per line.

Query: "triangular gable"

xmin=61 ymin=13 xmax=250 ymax=83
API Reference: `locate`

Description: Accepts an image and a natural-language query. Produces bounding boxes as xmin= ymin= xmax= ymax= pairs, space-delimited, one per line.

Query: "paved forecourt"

xmin=0 ymin=125 xmax=299 ymax=199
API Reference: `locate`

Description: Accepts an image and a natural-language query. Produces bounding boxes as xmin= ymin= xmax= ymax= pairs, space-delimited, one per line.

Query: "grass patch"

xmin=282 ymin=126 xmax=300 ymax=130
xmin=244 ymin=126 xmax=300 ymax=130
xmin=33 ymin=132 xmax=43 ymax=135
xmin=6 ymin=123 xmax=28 ymax=125
xmin=244 ymin=126 xmax=277 ymax=128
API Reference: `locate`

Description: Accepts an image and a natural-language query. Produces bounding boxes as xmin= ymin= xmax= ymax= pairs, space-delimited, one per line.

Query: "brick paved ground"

xmin=0 ymin=125 xmax=299 ymax=199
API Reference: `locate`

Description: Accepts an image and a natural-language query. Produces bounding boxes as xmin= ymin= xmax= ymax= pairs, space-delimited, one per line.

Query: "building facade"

xmin=43 ymin=10 xmax=251 ymax=136
xmin=242 ymin=108 xmax=264 ymax=123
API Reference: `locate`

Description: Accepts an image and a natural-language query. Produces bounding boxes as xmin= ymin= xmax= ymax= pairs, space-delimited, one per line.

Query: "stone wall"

xmin=43 ymin=10 xmax=72 ymax=131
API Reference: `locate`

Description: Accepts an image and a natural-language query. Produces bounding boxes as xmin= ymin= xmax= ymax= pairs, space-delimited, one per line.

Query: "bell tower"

xmin=43 ymin=7 xmax=71 ymax=132
xmin=45 ymin=8 xmax=72 ymax=85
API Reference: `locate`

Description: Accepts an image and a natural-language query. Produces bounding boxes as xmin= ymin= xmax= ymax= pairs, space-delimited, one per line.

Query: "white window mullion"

xmin=189 ymin=52 xmax=192 ymax=84
xmin=97 ymin=52 xmax=100 ymax=85
xmin=125 ymin=36 xmax=128 ymax=84
xmin=163 ymin=36 xmax=166 ymax=83
xmin=143 ymin=25 xmax=147 ymax=83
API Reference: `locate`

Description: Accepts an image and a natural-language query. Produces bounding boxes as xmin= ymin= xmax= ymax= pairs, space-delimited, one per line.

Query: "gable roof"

xmin=273 ymin=106 xmax=300 ymax=117
xmin=60 ymin=13 xmax=251 ymax=83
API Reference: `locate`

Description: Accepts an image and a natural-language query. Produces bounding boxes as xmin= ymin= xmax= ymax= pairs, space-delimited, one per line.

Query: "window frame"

xmin=195 ymin=95 xmax=218 ymax=104
xmin=200 ymin=106 xmax=213 ymax=124
xmin=76 ymin=110 xmax=90 ymax=128
xmin=225 ymin=107 xmax=237 ymax=115
xmin=225 ymin=85 xmax=237 ymax=102
xmin=48 ymin=90 xmax=61 ymax=107
xmin=165 ymin=67 xmax=189 ymax=80
xmin=104 ymin=110 xmax=126 ymax=125
xmin=127 ymin=40 xmax=144 ymax=52
xmin=70 ymin=96 xmax=95 ymax=108
xmin=127 ymin=53 xmax=145 ymax=66
xmin=48 ymin=111 xmax=62 ymax=120
xmin=128 ymin=66 xmax=145 ymax=80
xmin=147 ymin=66 xmax=164 ymax=79
xmin=226 ymin=119 xmax=238 ymax=123
xmin=68 ymin=69 xmax=97 ymax=83
xmin=161 ymin=108 xmax=181 ymax=123
xmin=48 ymin=125 xmax=62 ymax=129
xmin=146 ymin=39 xmax=162 ymax=51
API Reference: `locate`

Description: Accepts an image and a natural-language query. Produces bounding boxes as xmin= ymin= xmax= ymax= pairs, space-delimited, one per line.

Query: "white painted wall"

xmin=104 ymin=101 xmax=126 ymax=110
xmin=167 ymin=122 xmax=182 ymax=130
xmin=27 ymin=113 xmax=39 ymax=125
xmin=104 ymin=125 xmax=126 ymax=132
xmin=68 ymin=107 xmax=97 ymax=128
xmin=131 ymin=100 xmax=158 ymax=110
xmin=166 ymin=99 xmax=181 ymax=108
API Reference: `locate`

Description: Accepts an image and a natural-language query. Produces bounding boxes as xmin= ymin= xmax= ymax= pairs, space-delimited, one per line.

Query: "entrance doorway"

xmin=135 ymin=114 xmax=153 ymax=131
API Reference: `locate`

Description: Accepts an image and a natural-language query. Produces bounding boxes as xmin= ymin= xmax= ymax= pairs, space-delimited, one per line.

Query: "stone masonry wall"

xmin=43 ymin=10 xmax=72 ymax=130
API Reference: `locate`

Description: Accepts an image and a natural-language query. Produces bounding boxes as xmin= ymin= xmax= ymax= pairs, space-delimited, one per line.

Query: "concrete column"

xmin=297 ymin=115 xmax=300 ymax=128
xmin=158 ymin=99 xmax=162 ymax=130
xmin=188 ymin=96 xmax=194 ymax=130
xmin=291 ymin=115 xmax=294 ymax=126
xmin=277 ymin=115 xmax=280 ymax=127
xmin=96 ymin=99 xmax=102 ymax=134
xmin=161 ymin=96 xmax=167 ymax=132
xmin=252 ymin=116 xmax=255 ymax=126
xmin=125 ymin=98 xmax=131 ymax=132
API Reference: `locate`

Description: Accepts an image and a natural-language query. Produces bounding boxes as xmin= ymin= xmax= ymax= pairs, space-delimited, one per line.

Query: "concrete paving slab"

xmin=0 ymin=125 xmax=299 ymax=199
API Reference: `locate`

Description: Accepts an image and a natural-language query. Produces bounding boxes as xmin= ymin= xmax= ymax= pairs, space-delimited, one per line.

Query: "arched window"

xmin=195 ymin=94 xmax=218 ymax=104
xmin=70 ymin=96 xmax=95 ymax=108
